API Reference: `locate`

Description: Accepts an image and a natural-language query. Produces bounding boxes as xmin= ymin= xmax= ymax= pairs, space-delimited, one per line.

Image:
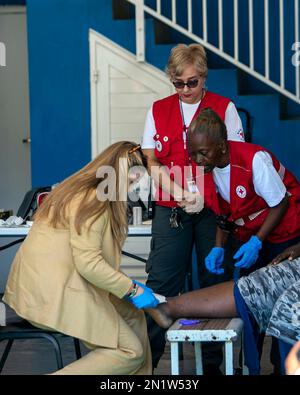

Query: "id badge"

xmin=187 ymin=179 xmax=199 ymax=193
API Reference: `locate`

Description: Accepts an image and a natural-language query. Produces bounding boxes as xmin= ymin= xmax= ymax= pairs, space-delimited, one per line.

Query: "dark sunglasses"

xmin=172 ymin=79 xmax=199 ymax=89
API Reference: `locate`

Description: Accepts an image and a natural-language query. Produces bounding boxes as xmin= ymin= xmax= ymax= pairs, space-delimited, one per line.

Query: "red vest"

xmin=153 ymin=91 xmax=230 ymax=207
xmin=209 ymin=141 xmax=300 ymax=243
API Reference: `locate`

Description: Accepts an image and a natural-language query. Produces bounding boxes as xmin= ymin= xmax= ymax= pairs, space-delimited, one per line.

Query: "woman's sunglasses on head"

xmin=128 ymin=144 xmax=141 ymax=154
xmin=172 ymin=79 xmax=199 ymax=89
xmin=128 ymin=144 xmax=148 ymax=167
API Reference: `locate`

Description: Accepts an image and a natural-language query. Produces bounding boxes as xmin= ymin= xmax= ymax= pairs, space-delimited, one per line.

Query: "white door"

xmin=89 ymin=29 xmax=173 ymax=157
xmin=0 ymin=6 xmax=31 ymax=292
xmin=89 ymin=30 xmax=173 ymax=283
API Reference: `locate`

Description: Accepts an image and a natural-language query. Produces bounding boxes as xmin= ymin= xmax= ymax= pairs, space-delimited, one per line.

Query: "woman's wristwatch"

xmin=127 ymin=282 xmax=139 ymax=298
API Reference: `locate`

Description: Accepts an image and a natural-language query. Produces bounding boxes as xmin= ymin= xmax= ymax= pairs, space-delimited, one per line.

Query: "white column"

xmin=202 ymin=0 xmax=207 ymax=41
xmin=295 ymin=0 xmax=299 ymax=98
xmin=264 ymin=0 xmax=269 ymax=79
xmin=234 ymin=0 xmax=239 ymax=60
xmin=248 ymin=0 xmax=254 ymax=69
xmin=218 ymin=0 xmax=223 ymax=51
xmin=187 ymin=0 xmax=193 ymax=33
xmin=225 ymin=341 xmax=234 ymax=375
xmin=279 ymin=0 xmax=285 ymax=88
xmin=136 ymin=0 xmax=145 ymax=62
xmin=170 ymin=342 xmax=180 ymax=375
xmin=194 ymin=342 xmax=203 ymax=375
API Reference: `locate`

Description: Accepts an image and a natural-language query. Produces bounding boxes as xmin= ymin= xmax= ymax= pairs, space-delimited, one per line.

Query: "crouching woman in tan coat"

xmin=3 ymin=141 xmax=158 ymax=375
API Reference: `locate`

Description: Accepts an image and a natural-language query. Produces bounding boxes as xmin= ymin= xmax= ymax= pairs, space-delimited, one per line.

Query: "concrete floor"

xmin=0 ymin=305 xmax=273 ymax=375
xmin=0 ymin=335 xmax=273 ymax=375
xmin=155 ymin=338 xmax=273 ymax=375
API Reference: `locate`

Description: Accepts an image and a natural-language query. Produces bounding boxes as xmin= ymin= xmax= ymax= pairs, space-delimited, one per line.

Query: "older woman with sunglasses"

xmin=141 ymin=43 xmax=244 ymax=373
xmin=3 ymin=141 xmax=159 ymax=375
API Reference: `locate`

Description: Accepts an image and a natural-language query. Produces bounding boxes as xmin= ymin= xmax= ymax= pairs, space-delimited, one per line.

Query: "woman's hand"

xmin=205 ymin=247 xmax=225 ymax=274
xmin=271 ymin=242 xmax=300 ymax=265
xmin=233 ymin=235 xmax=262 ymax=269
xmin=176 ymin=191 xmax=204 ymax=214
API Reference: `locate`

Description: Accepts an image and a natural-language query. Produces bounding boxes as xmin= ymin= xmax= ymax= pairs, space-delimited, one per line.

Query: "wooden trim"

xmin=0 ymin=5 xmax=26 ymax=14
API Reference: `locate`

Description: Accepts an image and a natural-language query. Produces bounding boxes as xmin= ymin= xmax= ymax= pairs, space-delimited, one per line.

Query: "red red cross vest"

xmin=152 ymin=91 xmax=230 ymax=207
xmin=208 ymin=141 xmax=300 ymax=243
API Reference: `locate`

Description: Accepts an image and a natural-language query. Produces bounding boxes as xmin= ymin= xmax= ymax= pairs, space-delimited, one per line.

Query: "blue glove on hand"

xmin=131 ymin=288 xmax=159 ymax=309
xmin=234 ymin=235 xmax=262 ymax=269
xmin=205 ymin=247 xmax=225 ymax=275
xmin=125 ymin=280 xmax=159 ymax=309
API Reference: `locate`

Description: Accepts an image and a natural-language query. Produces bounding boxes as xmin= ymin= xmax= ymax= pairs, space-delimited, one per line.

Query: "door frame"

xmin=0 ymin=5 xmax=26 ymax=14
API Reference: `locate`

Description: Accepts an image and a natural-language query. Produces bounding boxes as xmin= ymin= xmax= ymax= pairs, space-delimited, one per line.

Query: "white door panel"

xmin=110 ymin=108 xmax=149 ymax=124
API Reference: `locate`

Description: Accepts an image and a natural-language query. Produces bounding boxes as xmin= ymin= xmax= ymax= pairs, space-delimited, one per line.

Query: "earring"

xmin=222 ymin=149 xmax=226 ymax=154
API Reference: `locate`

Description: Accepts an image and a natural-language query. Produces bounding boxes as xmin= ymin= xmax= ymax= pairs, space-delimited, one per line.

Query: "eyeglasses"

xmin=172 ymin=79 xmax=199 ymax=90
xmin=128 ymin=144 xmax=141 ymax=154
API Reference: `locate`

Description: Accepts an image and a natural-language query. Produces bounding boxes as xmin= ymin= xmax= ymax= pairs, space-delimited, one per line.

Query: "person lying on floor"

xmin=147 ymin=242 xmax=300 ymax=375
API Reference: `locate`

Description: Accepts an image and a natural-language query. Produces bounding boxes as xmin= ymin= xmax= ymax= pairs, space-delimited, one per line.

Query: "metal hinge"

xmin=93 ymin=70 xmax=99 ymax=84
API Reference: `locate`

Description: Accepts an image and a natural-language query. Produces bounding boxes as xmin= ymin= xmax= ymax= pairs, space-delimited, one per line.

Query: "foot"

xmin=145 ymin=303 xmax=174 ymax=329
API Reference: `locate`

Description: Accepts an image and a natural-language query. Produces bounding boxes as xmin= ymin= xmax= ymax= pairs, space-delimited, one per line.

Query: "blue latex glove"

xmin=234 ymin=235 xmax=262 ymax=269
xmin=125 ymin=280 xmax=159 ymax=309
xmin=205 ymin=247 xmax=225 ymax=275
xmin=130 ymin=288 xmax=159 ymax=309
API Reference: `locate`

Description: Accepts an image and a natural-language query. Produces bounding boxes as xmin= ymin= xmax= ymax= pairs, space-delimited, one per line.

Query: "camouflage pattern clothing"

xmin=236 ymin=257 xmax=300 ymax=345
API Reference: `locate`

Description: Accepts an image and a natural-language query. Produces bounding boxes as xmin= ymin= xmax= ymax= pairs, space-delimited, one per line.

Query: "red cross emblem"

xmin=236 ymin=185 xmax=246 ymax=198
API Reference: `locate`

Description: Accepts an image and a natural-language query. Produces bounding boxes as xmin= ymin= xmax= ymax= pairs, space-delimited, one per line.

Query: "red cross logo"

xmin=236 ymin=185 xmax=246 ymax=198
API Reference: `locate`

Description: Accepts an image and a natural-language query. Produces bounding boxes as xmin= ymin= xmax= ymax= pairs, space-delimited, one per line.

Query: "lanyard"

xmin=179 ymin=99 xmax=195 ymax=189
xmin=179 ymin=99 xmax=188 ymax=151
xmin=179 ymin=90 xmax=206 ymax=152
xmin=179 ymin=94 xmax=206 ymax=193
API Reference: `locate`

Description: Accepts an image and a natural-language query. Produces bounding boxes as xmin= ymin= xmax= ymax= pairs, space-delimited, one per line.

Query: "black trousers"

xmin=145 ymin=205 xmax=236 ymax=369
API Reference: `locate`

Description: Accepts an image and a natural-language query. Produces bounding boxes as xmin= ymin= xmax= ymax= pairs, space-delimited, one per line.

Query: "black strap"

xmin=0 ymin=237 xmax=25 ymax=251
xmin=121 ymin=250 xmax=147 ymax=263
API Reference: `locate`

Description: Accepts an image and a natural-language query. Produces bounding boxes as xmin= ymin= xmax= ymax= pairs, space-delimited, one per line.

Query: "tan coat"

xmin=3 ymin=202 xmax=133 ymax=349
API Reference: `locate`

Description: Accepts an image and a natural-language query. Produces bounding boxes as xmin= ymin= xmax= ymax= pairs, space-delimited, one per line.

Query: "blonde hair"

xmin=34 ymin=141 xmax=146 ymax=250
xmin=166 ymin=44 xmax=208 ymax=80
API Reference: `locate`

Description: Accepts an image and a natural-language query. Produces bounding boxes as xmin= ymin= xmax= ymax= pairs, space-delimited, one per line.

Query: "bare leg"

xmin=146 ymin=281 xmax=237 ymax=329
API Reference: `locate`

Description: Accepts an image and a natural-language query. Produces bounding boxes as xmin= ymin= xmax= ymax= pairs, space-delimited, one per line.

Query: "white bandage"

xmin=153 ymin=293 xmax=166 ymax=304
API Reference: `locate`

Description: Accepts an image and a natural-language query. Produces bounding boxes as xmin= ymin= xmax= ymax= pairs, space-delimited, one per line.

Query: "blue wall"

xmin=26 ymin=0 xmax=135 ymax=187
xmin=27 ymin=0 xmax=91 ymax=186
